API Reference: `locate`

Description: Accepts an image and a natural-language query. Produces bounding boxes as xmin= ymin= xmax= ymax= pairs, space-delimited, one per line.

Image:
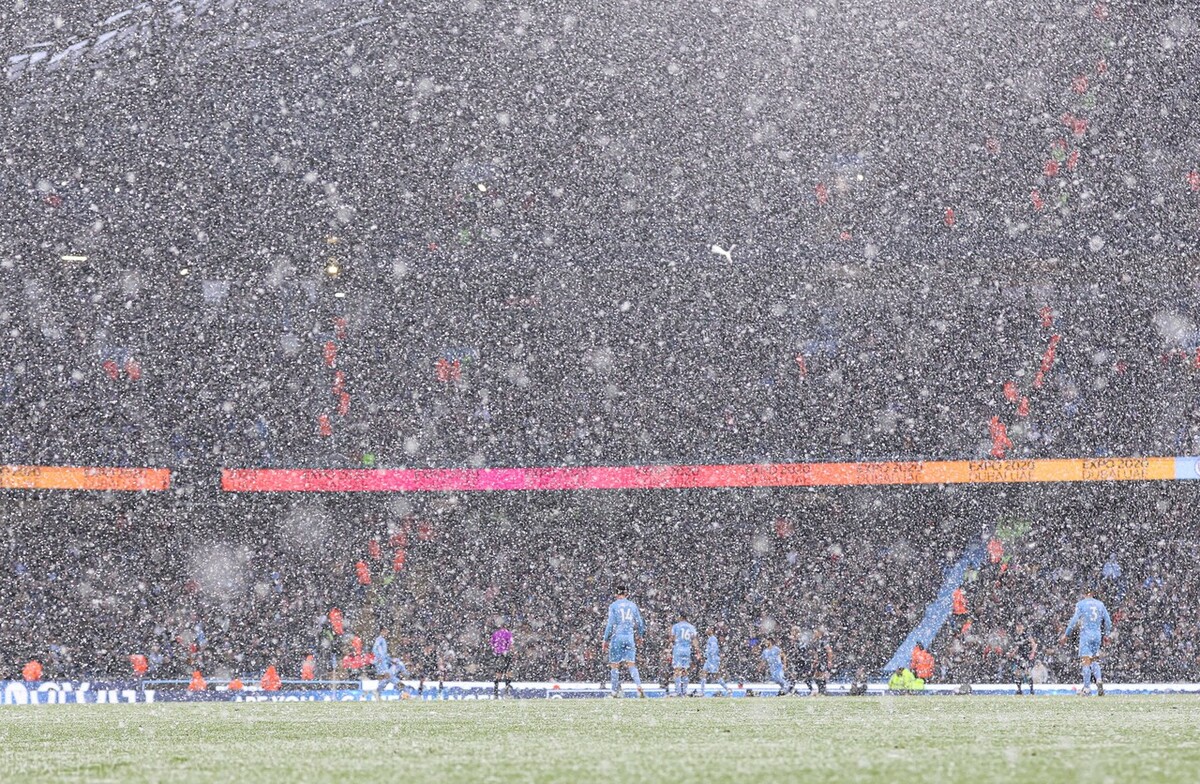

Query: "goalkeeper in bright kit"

xmin=1059 ymin=588 xmax=1113 ymax=696
xmin=603 ymin=586 xmax=646 ymax=698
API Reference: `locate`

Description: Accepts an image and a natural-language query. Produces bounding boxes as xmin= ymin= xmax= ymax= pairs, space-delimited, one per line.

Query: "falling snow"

xmin=0 ymin=1 xmax=1199 ymax=699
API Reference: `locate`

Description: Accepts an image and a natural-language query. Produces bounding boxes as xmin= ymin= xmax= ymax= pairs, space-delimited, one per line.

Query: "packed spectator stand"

xmin=3 ymin=1 xmax=1200 ymax=690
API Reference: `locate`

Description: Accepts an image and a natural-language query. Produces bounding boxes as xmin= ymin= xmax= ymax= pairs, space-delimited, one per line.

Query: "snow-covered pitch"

xmin=2 ymin=695 xmax=1197 ymax=783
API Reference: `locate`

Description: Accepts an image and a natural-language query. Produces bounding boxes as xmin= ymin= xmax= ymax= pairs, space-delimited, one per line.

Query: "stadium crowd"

xmin=6 ymin=263 xmax=1200 ymax=474
xmin=934 ymin=487 xmax=1200 ymax=685
xmin=4 ymin=484 xmax=1200 ymax=687
xmin=2 ymin=0 xmax=1200 ymax=480
xmin=2 ymin=0 xmax=1200 ymax=692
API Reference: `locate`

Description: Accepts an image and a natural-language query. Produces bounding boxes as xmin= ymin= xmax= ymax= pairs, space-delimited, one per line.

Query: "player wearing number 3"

xmin=1059 ymin=588 xmax=1113 ymax=696
xmin=603 ymin=586 xmax=646 ymax=698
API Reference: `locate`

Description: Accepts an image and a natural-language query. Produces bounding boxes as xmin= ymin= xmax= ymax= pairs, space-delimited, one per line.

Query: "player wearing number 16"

xmin=669 ymin=612 xmax=698 ymax=697
xmin=602 ymin=586 xmax=646 ymax=698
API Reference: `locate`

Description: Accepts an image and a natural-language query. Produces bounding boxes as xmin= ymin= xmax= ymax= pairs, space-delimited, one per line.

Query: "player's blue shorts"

xmin=672 ymin=648 xmax=691 ymax=669
xmin=376 ymin=661 xmax=405 ymax=679
xmin=703 ymin=659 xmax=720 ymax=674
xmin=1079 ymin=633 xmax=1102 ymax=658
xmin=609 ymin=635 xmax=636 ymax=664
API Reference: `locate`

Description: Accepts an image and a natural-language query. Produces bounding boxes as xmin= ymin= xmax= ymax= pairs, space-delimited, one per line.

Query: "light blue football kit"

xmin=603 ymin=597 xmax=645 ymax=695
xmin=372 ymin=635 xmax=407 ymax=687
xmin=670 ymin=621 xmax=698 ymax=696
xmin=762 ymin=644 xmax=790 ymax=693
xmin=699 ymin=634 xmax=730 ymax=696
xmin=1065 ymin=596 xmax=1112 ymax=692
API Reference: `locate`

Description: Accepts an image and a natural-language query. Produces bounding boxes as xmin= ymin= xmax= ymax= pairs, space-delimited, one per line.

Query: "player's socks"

xmin=1081 ymin=664 xmax=1091 ymax=691
xmin=610 ymin=670 xmax=620 ymax=694
xmin=674 ymin=676 xmax=682 ymax=697
xmin=681 ymin=676 xmax=689 ymax=697
xmin=629 ymin=666 xmax=642 ymax=689
xmin=699 ymin=675 xmax=707 ymax=695
xmin=493 ymin=680 xmax=499 ymax=699
xmin=718 ymin=678 xmax=730 ymax=695
xmin=1091 ymin=662 xmax=1102 ymax=684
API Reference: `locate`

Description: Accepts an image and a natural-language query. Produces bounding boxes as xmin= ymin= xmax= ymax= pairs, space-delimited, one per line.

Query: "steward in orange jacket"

xmin=261 ymin=665 xmax=282 ymax=691
xmin=911 ymin=643 xmax=935 ymax=681
xmin=188 ymin=670 xmax=208 ymax=691
xmin=952 ymin=588 xmax=968 ymax=616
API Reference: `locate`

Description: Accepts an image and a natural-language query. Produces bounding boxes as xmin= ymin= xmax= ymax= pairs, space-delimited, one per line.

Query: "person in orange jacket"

xmin=261 ymin=665 xmax=282 ymax=691
xmin=300 ymin=655 xmax=316 ymax=681
xmin=952 ymin=587 xmax=968 ymax=616
xmin=188 ymin=670 xmax=207 ymax=691
xmin=227 ymin=677 xmax=244 ymax=692
xmin=911 ymin=642 xmax=935 ymax=681
xmin=22 ymin=660 xmax=43 ymax=683
xmin=129 ymin=653 xmax=149 ymax=696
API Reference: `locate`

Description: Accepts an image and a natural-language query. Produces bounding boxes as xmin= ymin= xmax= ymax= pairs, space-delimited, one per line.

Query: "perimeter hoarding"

xmin=0 ymin=465 xmax=171 ymax=491
xmin=221 ymin=456 xmax=1179 ymax=493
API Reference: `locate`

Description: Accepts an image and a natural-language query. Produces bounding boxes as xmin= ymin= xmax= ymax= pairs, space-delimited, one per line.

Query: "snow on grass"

xmin=1 ymin=696 xmax=1199 ymax=782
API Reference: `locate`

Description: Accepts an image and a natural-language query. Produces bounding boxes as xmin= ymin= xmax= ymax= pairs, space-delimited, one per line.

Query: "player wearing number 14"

xmin=603 ymin=586 xmax=646 ymax=698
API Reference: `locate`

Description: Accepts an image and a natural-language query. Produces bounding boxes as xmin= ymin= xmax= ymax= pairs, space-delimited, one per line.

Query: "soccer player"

xmin=1059 ymin=588 xmax=1113 ymax=696
xmin=809 ymin=627 xmax=833 ymax=696
xmin=1008 ymin=622 xmax=1038 ymax=696
xmin=669 ymin=612 xmax=698 ymax=697
xmin=372 ymin=627 xmax=409 ymax=691
xmin=602 ymin=586 xmax=646 ymax=698
xmin=658 ymin=639 xmax=674 ymax=692
xmin=490 ymin=624 xmax=514 ymax=699
xmin=791 ymin=626 xmax=812 ymax=693
xmin=699 ymin=625 xmax=732 ymax=697
xmin=760 ymin=638 xmax=792 ymax=696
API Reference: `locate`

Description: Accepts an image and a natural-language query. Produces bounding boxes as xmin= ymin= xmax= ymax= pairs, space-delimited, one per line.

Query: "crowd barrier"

xmin=5 ymin=680 xmax=1200 ymax=704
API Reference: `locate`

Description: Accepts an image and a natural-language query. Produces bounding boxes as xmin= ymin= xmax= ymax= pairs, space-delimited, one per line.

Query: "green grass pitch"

xmin=1 ymin=696 xmax=1198 ymax=782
